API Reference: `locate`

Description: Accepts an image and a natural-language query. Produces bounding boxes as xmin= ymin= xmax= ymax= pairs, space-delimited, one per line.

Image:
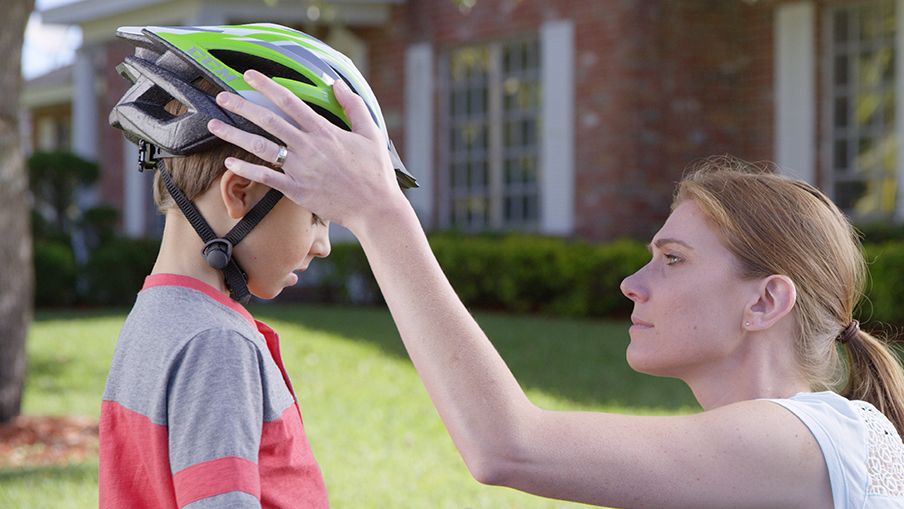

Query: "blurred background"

xmin=3 ymin=0 xmax=904 ymax=507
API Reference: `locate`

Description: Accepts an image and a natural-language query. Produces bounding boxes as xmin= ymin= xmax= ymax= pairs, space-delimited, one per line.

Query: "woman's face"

xmin=620 ymin=200 xmax=758 ymax=379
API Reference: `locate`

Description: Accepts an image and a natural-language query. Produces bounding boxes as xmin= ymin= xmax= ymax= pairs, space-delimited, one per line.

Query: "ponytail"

xmin=841 ymin=330 xmax=904 ymax=436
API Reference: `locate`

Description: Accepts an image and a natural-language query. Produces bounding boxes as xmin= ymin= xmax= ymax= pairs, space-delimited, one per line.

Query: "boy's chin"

xmin=247 ymin=283 xmax=282 ymax=301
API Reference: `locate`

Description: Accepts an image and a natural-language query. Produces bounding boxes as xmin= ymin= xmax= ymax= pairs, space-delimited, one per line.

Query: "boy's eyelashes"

xmin=312 ymin=214 xmax=326 ymax=227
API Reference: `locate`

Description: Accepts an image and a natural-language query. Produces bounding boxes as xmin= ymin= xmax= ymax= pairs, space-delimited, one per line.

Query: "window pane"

xmin=829 ymin=1 xmax=897 ymax=218
xmin=834 ymin=139 xmax=849 ymax=171
xmin=834 ymin=179 xmax=867 ymax=210
xmin=835 ymin=55 xmax=848 ymax=87
xmin=834 ymin=11 xmax=849 ymax=43
xmin=445 ymin=38 xmax=540 ymax=230
xmin=835 ymin=96 xmax=849 ymax=128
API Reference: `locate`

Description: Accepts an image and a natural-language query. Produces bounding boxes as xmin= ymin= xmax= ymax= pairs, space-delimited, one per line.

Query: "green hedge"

xmin=33 ymin=241 xmax=78 ymax=307
xmin=82 ymin=237 xmax=161 ymax=306
xmin=311 ymin=234 xmax=904 ymax=324
xmin=31 ymin=230 xmax=904 ymax=325
xmin=32 ymin=236 xmax=160 ymax=308
xmin=861 ymin=242 xmax=904 ymax=325
xmin=311 ymin=234 xmax=649 ymax=318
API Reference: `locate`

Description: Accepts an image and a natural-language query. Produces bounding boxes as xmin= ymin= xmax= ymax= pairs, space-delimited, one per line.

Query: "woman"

xmin=207 ymin=69 xmax=904 ymax=508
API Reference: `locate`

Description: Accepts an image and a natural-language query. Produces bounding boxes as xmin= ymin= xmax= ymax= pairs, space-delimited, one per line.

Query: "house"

xmin=21 ymin=0 xmax=904 ymax=243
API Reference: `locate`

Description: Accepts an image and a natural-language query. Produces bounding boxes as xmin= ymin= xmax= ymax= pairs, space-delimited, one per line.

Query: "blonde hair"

xmin=676 ymin=155 xmax=904 ymax=435
xmin=153 ymin=78 xmax=270 ymax=212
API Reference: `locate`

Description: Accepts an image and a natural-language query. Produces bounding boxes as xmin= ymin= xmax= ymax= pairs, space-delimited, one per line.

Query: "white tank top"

xmin=768 ymin=392 xmax=904 ymax=508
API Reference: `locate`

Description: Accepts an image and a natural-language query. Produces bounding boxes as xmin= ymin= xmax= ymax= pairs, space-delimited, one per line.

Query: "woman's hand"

xmin=206 ymin=69 xmax=406 ymax=234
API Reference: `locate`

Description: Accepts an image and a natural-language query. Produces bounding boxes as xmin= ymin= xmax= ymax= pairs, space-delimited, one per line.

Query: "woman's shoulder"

xmin=769 ymin=391 xmax=904 ymax=504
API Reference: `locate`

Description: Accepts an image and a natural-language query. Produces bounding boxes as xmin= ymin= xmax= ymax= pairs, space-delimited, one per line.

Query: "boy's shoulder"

xmin=121 ymin=278 xmax=262 ymax=352
xmin=105 ymin=279 xmax=274 ymax=407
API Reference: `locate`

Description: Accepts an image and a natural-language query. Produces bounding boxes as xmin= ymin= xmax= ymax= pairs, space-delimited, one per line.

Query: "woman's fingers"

xmin=224 ymin=157 xmax=295 ymax=195
xmin=214 ymin=90 xmax=299 ymax=143
xmin=208 ymin=118 xmax=286 ymax=166
xmin=333 ymin=79 xmax=380 ymax=140
xmin=243 ymin=69 xmax=333 ymax=135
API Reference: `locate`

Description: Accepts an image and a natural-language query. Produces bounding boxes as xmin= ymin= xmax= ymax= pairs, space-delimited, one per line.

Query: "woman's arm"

xmin=208 ymin=71 xmax=831 ymax=508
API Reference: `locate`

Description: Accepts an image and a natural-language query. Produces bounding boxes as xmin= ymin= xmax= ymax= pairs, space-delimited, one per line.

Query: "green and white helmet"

xmin=110 ymin=23 xmax=417 ymax=188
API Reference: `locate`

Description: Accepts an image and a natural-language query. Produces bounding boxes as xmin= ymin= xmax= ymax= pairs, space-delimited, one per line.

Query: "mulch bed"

xmin=0 ymin=416 xmax=98 ymax=468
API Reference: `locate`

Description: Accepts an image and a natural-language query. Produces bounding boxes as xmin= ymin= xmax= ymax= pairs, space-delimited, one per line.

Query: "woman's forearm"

xmin=352 ymin=195 xmax=537 ymax=481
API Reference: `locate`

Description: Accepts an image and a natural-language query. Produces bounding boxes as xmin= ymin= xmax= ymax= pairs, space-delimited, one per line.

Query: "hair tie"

xmin=838 ymin=319 xmax=860 ymax=344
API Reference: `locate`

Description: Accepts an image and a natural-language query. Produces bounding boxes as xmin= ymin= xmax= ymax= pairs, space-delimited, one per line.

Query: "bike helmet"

xmin=110 ymin=22 xmax=416 ymax=187
xmin=109 ymin=23 xmax=416 ymax=303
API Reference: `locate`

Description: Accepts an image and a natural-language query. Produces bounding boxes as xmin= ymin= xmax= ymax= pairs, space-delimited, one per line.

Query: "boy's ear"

xmin=220 ymin=169 xmax=266 ymax=219
xmin=743 ymin=274 xmax=797 ymax=332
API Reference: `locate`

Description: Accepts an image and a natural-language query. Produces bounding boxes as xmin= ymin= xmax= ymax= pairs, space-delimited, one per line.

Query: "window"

xmin=444 ymin=38 xmax=541 ymax=231
xmin=828 ymin=0 xmax=897 ymax=218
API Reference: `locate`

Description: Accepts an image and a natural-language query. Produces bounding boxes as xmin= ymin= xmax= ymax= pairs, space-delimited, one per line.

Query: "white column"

xmin=774 ymin=2 xmax=816 ymax=184
xmin=123 ymin=140 xmax=145 ymax=237
xmin=540 ymin=19 xmax=575 ymax=235
xmin=72 ymin=46 xmax=98 ymax=162
xmin=405 ymin=43 xmax=434 ymax=227
xmin=896 ymin=0 xmax=904 ymax=219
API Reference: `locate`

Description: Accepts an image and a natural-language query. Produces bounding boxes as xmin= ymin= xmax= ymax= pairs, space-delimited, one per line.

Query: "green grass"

xmin=3 ymin=304 xmax=698 ymax=508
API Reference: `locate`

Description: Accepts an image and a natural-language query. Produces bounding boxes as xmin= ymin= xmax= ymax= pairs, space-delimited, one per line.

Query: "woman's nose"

xmin=620 ymin=266 xmax=648 ymax=303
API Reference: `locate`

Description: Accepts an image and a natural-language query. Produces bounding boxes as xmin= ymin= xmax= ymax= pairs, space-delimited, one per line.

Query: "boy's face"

xmin=235 ymin=197 xmax=331 ymax=299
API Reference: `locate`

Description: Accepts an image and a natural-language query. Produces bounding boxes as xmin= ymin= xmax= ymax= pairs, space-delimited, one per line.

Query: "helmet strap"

xmin=151 ymin=153 xmax=283 ymax=304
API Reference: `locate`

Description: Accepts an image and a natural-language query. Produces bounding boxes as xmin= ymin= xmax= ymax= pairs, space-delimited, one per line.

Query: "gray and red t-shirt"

xmin=99 ymin=273 xmax=329 ymax=508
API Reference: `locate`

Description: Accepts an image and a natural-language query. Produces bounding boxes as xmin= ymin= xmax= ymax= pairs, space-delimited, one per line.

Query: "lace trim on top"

xmin=853 ymin=402 xmax=904 ymax=497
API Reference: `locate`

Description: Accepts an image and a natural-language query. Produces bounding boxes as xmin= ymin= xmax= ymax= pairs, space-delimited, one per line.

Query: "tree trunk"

xmin=0 ymin=0 xmax=35 ymax=424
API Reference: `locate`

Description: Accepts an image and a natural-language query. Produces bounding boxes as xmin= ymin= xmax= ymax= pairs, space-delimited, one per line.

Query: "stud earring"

xmin=744 ymin=321 xmax=751 ymax=327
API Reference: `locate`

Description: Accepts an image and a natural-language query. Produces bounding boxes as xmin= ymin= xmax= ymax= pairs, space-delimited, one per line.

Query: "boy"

xmin=101 ymin=23 xmax=416 ymax=508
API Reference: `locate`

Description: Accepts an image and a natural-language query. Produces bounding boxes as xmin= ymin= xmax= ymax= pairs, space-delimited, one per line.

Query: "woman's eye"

xmin=665 ymin=254 xmax=682 ymax=265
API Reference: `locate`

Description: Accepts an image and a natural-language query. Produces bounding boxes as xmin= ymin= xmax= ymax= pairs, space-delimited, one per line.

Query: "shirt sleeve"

xmin=767 ymin=394 xmax=867 ymax=508
xmin=166 ymin=328 xmax=265 ymax=509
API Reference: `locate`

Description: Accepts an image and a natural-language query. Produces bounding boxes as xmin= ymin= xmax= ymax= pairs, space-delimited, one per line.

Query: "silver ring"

xmin=274 ymin=145 xmax=288 ymax=169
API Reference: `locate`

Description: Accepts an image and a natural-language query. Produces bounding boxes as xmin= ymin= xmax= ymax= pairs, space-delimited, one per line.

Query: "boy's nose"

xmin=313 ymin=226 xmax=331 ymax=258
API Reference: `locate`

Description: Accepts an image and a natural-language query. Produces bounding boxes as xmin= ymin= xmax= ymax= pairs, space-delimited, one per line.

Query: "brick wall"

xmin=363 ymin=0 xmax=781 ymax=241
xmin=85 ymin=0 xmax=787 ymax=241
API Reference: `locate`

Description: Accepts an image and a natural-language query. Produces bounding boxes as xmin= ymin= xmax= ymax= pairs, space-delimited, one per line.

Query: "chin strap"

xmin=145 ymin=144 xmax=282 ymax=304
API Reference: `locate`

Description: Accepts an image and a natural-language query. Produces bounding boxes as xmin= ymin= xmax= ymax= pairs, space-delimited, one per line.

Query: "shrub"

xmin=856 ymin=221 xmax=904 ymax=245
xmin=83 ymin=237 xmax=161 ymax=306
xmin=33 ymin=241 xmax=77 ymax=307
xmin=305 ymin=234 xmax=904 ymax=325
xmin=860 ymin=242 xmax=904 ymax=325
xmin=313 ymin=241 xmax=380 ymax=304
xmin=306 ymin=233 xmax=649 ymax=319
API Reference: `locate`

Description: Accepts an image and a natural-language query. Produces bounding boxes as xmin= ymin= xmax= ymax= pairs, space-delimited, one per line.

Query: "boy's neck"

xmin=152 ymin=209 xmax=230 ymax=295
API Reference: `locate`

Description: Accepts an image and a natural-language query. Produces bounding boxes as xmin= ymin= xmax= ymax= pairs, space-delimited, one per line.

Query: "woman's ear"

xmin=743 ymin=275 xmax=797 ymax=331
xmin=220 ymin=169 xmax=266 ymax=219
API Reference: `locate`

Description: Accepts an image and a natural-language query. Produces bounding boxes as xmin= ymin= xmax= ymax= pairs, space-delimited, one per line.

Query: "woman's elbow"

xmin=464 ymin=451 xmax=515 ymax=486
xmin=460 ymin=402 xmax=541 ymax=486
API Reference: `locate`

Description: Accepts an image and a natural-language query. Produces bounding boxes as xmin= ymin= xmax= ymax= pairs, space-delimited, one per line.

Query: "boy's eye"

xmin=312 ymin=214 xmax=326 ymax=227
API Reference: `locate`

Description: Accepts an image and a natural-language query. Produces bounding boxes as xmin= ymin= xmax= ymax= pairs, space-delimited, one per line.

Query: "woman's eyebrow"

xmin=647 ymin=238 xmax=695 ymax=252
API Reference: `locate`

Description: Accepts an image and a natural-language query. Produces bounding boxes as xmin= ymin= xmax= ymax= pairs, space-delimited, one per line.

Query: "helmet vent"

xmin=138 ymin=85 xmax=181 ymax=121
xmin=307 ymin=103 xmax=350 ymax=131
xmin=209 ymin=49 xmax=316 ymax=86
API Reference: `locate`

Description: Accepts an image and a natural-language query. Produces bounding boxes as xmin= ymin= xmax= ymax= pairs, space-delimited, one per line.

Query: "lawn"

xmin=1 ymin=304 xmax=698 ymax=508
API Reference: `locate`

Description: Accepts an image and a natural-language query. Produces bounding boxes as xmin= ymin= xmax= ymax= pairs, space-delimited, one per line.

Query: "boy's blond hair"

xmin=154 ymin=78 xmax=270 ymax=212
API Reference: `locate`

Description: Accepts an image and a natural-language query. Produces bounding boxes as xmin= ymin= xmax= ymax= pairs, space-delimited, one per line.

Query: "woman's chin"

xmin=625 ymin=344 xmax=668 ymax=376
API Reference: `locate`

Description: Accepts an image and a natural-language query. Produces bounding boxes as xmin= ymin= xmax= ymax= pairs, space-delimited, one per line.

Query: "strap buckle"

xmin=138 ymin=139 xmax=158 ymax=172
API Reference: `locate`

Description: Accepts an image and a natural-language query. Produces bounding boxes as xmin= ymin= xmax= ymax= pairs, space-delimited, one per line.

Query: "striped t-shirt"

xmin=99 ymin=273 xmax=329 ymax=508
